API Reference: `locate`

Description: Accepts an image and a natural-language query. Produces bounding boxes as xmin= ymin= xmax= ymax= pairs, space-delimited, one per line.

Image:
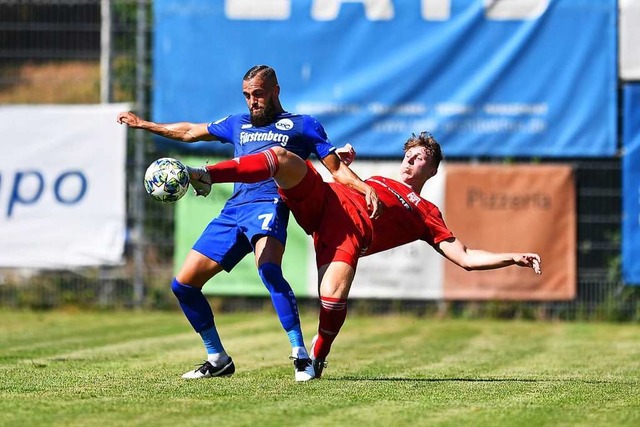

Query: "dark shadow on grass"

xmin=328 ymin=376 xmax=631 ymax=385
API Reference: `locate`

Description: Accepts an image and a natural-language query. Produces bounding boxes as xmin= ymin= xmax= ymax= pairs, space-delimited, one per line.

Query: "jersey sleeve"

xmin=302 ymin=115 xmax=336 ymax=159
xmin=206 ymin=115 xmax=234 ymax=143
xmin=424 ymin=203 xmax=455 ymax=246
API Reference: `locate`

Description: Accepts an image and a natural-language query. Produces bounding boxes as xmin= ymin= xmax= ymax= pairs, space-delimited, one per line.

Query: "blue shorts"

xmin=192 ymin=198 xmax=290 ymax=271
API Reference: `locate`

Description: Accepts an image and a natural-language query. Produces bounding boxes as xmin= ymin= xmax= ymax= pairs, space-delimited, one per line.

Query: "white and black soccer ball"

xmin=143 ymin=157 xmax=190 ymax=203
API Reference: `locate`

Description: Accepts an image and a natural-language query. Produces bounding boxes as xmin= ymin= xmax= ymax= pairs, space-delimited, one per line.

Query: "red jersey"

xmin=280 ymin=164 xmax=454 ymax=268
xmin=347 ymin=176 xmax=454 ymax=257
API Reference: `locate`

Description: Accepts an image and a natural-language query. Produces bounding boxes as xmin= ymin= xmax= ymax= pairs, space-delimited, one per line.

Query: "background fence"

xmin=0 ymin=0 xmax=638 ymax=320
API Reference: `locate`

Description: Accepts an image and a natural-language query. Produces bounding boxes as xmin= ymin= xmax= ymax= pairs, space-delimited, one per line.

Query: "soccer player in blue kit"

xmin=117 ymin=65 xmax=380 ymax=381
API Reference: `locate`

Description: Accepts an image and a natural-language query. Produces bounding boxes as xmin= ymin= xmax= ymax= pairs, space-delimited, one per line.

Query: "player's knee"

xmin=258 ymin=263 xmax=289 ymax=292
xmin=258 ymin=262 xmax=283 ymax=282
xmin=270 ymin=146 xmax=299 ymax=170
xmin=270 ymin=146 xmax=287 ymax=158
xmin=171 ymin=278 xmax=200 ymax=301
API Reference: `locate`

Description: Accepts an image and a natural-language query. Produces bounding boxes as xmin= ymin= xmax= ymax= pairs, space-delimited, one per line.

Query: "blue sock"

xmin=171 ymin=278 xmax=215 ymax=333
xmin=258 ymin=263 xmax=305 ymax=348
xmin=199 ymin=326 xmax=225 ymax=355
xmin=171 ymin=278 xmax=225 ymax=355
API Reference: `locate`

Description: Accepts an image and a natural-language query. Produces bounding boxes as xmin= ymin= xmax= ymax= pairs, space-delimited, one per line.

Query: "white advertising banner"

xmin=620 ymin=0 xmax=640 ymax=80
xmin=310 ymin=160 xmax=446 ymax=299
xmin=0 ymin=104 xmax=128 ymax=268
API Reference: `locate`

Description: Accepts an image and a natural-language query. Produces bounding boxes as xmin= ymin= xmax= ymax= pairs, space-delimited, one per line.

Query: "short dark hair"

xmin=243 ymin=65 xmax=278 ymax=84
xmin=403 ymin=131 xmax=443 ymax=168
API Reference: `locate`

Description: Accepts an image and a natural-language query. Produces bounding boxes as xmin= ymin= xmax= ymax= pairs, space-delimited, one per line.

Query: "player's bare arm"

xmin=319 ymin=152 xmax=382 ymax=219
xmin=436 ymin=237 xmax=542 ymax=274
xmin=117 ymin=111 xmax=216 ymax=142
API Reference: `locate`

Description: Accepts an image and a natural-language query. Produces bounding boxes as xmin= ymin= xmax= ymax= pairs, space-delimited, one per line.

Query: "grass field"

xmin=1 ymin=309 xmax=639 ymax=427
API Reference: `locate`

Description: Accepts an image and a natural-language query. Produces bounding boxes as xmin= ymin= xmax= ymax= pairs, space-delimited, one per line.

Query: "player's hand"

xmin=186 ymin=165 xmax=213 ymax=197
xmin=515 ymin=253 xmax=542 ymax=274
xmin=365 ymin=185 xmax=383 ymax=219
xmin=336 ymin=143 xmax=356 ymax=166
xmin=117 ymin=111 xmax=142 ymax=128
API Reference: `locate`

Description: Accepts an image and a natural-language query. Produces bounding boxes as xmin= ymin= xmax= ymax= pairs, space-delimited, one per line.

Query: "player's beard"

xmin=250 ymin=99 xmax=277 ymax=127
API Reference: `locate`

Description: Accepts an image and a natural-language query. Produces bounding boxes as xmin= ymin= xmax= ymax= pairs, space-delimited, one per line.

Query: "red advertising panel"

xmin=443 ymin=165 xmax=576 ymax=300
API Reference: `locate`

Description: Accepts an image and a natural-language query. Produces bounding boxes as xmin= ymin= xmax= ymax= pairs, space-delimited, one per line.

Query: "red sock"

xmin=313 ymin=296 xmax=348 ymax=359
xmin=206 ymin=148 xmax=279 ymax=183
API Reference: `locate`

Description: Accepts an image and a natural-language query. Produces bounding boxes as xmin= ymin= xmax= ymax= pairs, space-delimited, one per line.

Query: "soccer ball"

xmin=144 ymin=157 xmax=190 ymax=203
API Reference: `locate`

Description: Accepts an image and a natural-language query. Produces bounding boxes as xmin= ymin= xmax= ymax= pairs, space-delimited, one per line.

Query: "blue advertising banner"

xmin=622 ymin=84 xmax=640 ymax=285
xmin=153 ymin=0 xmax=617 ymax=158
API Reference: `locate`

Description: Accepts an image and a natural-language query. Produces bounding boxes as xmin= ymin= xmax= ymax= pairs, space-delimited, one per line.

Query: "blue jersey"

xmin=207 ymin=112 xmax=336 ymax=204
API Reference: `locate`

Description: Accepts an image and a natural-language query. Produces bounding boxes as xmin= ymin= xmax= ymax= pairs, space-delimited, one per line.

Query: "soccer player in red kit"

xmin=187 ymin=131 xmax=542 ymax=378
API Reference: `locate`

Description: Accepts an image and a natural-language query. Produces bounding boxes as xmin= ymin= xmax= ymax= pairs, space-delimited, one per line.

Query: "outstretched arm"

xmin=116 ymin=111 xmax=216 ymax=142
xmin=319 ymin=151 xmax=382 ymax=219
xmin=435 ymin=237 xmax=541 ymax=274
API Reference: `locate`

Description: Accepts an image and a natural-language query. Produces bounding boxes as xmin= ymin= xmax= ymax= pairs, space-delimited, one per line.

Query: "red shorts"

xmin=278 ymin=162 xmax=371 ymax=269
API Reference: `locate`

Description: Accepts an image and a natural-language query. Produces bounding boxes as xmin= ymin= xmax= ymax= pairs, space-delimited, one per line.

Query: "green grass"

xmin=1 ymin=310 xmax=639 ymax=427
